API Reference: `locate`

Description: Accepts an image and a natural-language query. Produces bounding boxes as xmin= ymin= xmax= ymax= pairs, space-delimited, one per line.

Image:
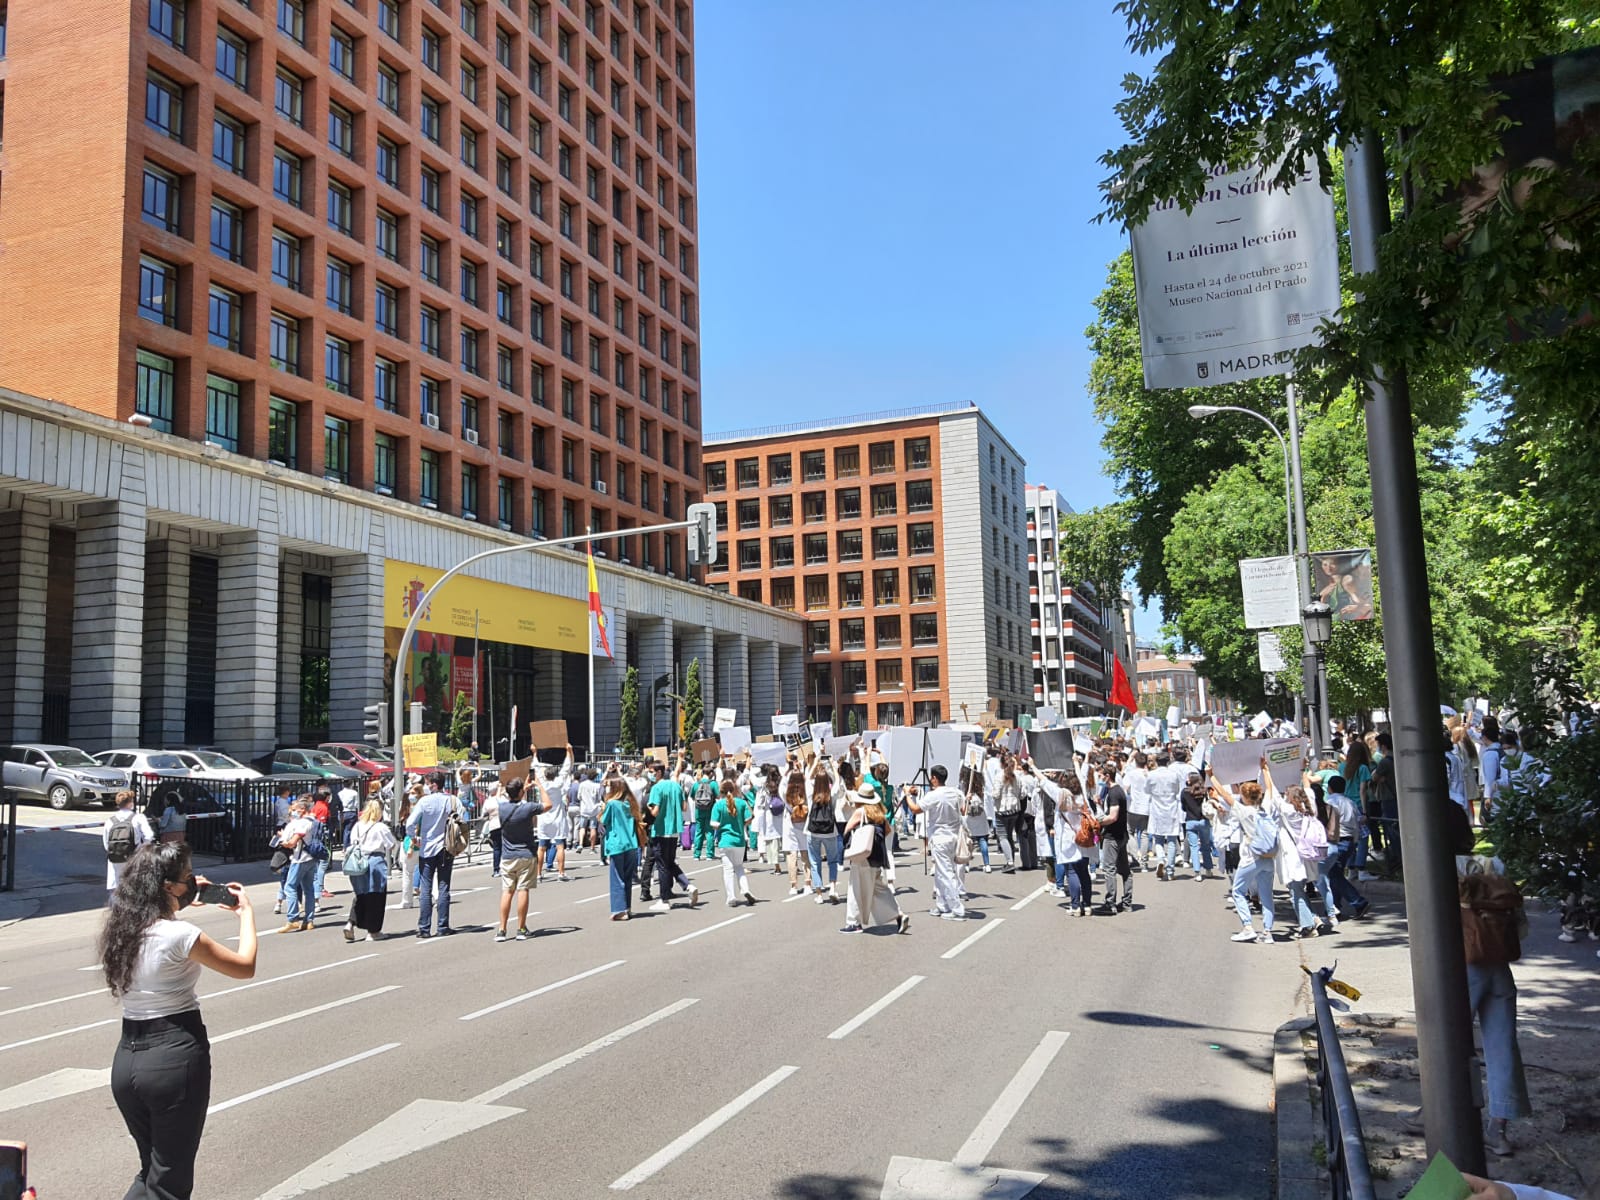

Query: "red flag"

xmin=1110 ymin=655 xmax=1138 ymax=713
xmin=587 ymin=542 xmax=612 ymax=659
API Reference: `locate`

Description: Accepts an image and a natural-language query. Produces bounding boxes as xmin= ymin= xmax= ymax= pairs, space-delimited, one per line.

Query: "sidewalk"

xmin=1276 ymin=879 xmax=1600 ymax=1199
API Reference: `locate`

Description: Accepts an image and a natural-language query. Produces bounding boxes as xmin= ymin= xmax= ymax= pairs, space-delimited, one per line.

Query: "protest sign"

xmin=712 ymin=707 xmax=737 ymax=733
xmin=527 ymin=719 xmax=568 ymax=748
xmin=717 ymin=726 xmax=752 ymax=755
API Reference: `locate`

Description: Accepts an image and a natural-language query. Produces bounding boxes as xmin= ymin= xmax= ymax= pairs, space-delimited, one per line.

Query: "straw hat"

xmin=849 ymin=782 xmax=878 ymax=805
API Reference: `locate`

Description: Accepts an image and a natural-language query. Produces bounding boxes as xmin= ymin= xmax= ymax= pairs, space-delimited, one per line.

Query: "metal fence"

xmin=1309 ymin=966 xmax=1377 ymax=1200
xmin=132 ymin=774 xmax=385 ymax=864
xmin=1 ymin=789 xmax=16 ymax=892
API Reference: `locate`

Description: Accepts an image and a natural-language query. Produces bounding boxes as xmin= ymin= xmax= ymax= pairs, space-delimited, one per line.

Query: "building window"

xmin=460 ymin=259 xmax=480 ymax=306
xmin=460 ymin=464 xmax=479 ymax=517
xmin=374 ymin=356 xmax=399 ymax=412
xmin=276 ymin=0 xmax=306 ymax=46
xmin=869 ymin=441 xmax=896 ymax=474
xmin=802 ymin=492 xmax=826 ymax=524
xmin=134 ymin=350 xmax=175 ymax=432
xmin=767 ymin=494 xmax=793 ymax=527
xmin=736 ymin=498 xmax=759 ymax=530
xmin=836 ymin=529 xmax=862 ymax=562
xmin=420 ymin=94 xmax=442 ymax=143
xmin=841 ymin=662 xmax=867 ymax=694
xmin=419 ymin=376 xmax=441 ymax=423
xmin=329 ymin=103 xmax=355 ymax=158
xmin=324 ymin=416 xmax=350 ymax=482
xmin=326 ymin=256 xmax=353 ymax=314
xmin=912 ymin=613 xmax=939 ymax=646
xmin=268 ymin=396 xmax=298 ymax=467
xmin=378 ymin=0 xmax=401 ymax=40
xmin=871 ymin=484 xmax=898 ymax=518
xmin=269 ymin=311 xmax=300 ymax=374
xmin=907 ymin=479 xmax=934 ymax=513
xmin=838 ymin=618 xmax=866 ymax=651
xmin=876 ymin=659 xmax=904 ymax=692
xmin=204 ymin=375 xmax=240 ymax=450
xmin=324 ymin=336 xmax=353 ymax=394
xmin=270 ymin=229 xmax=302 ymax=291
xmin=137 ymin=256 xmax=178 ymax=327
xmin=460 ymin=193 xmax=481 ymax=239
xmin=141 ymin=164 xmax=181 ymax=232
xmin=804 ymin=532 xmax=828 ymax=565
xmin=378 ymin=62 xmax=402 ymax=114
xmin=149 ymin=0 xmax=186 ymax=48
xmin=212 ymin=112 xmax=246 ymax=175
xmin=833 ymin=445 xmax=860 ymax=478
xmin=912 ymin=657 xmax=940 ymax=691
xmin=420 ymin=235 xmax=441 ymax=284
xmin=273 ymin=149 xmax=303 ymax=207
xmin=460 ymin=123 xmax=480 ymax=170
xmin=215 ymin=28 xmax=248 ymax=90
xmin=804 ymin=575 xmax=829 ymax=612
xmin=460 ymin=60 xmax=480 ymax=105
xmin=146 ymin=72 xmax=184 ymax=141
xmin=419 ymin=449 xmax=440 ymax=507
xmin=737 ymin=539 xmax=761 ymax=571
xmin=769 ymin=536 xmax=794 ymax=568
xmin=911 ymin=565 xmax=936 ymax=603
xmin=327 ymin=180 xmax=353 ymax=236
xmin=909 ymin=523 xmax=935 ymax=555
xmin=839 ymin=571 xmax=863 ymax=609
xmin=207 ymin=285 xmax=242 ymax=351
xmin=874 ymin=568 xmax=900 ymax=606
xmin=274 ymin=67 xmax=304 ymax=127
xmin=705 ymin=461 xmax=726 ymax=492
xmin=329 ymin=26 xmax=356 ymax=82
xmin=875 ymin=615 xmax=902 ymax=649
xmin=906 ymin=437 xmax=932 ymax=471
xmin=374 ymin=432 xmax=397 ymax=492
xmin=828 ymin=487 xmax=859 ymax=522
xmin=460 ymin=325 xmax=480 ymax=374
xmin=873 ymin=526 xmax=899 ymax=559
xmin=375 ymin=283 xmax=399 ymax=336
xmin=376 ymin=209 xmax=400 ymax=262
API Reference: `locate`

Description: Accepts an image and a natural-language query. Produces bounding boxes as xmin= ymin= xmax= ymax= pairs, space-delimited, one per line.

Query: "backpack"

xmin=1294 ymin=814 xmax=1329 ymax=862
xmin=106 ymin=814 xmax=138 ymax=864
xmin=1248 ymin=809 xmax=1280 ymax=858
xmin=1459 ymin=871 xmax=1524 ymax=965
xmin=693 ymin=781 xmax=716 ymax=810
xmin=444 ymin=802 xmax=470 ymax=856
xmin=303 ymin=822 xmax=331 ymax=862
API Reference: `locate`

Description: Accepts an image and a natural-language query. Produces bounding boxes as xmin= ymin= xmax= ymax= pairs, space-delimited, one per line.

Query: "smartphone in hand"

xmin=196 ymin=882 xmax=238 ymax=908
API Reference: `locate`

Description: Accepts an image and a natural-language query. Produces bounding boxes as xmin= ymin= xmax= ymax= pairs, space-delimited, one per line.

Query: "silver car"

xmin=2 ymin=744 xmax=130 ymax=810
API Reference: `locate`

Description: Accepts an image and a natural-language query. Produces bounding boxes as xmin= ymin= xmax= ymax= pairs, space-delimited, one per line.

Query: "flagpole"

xmin=472 ymin=609 xmax=481 ymax=751
xmin=587 ymin=530 xmax=596 ymax=763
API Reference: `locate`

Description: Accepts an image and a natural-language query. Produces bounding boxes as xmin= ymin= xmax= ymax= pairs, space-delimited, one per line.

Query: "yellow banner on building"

xmin=384 ymin=560 xmax=587 ymax=653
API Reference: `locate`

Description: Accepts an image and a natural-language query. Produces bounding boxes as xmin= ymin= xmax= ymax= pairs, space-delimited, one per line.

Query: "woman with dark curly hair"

xmin=99 ymin=840 xmax=257 ymax=1200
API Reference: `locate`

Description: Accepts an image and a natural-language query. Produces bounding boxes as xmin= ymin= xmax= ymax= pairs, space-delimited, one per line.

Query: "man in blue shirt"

xmin=494 ymin=777 xmax=543 ymax=941
xmin=405 ymin=771 xmax=464 ymax=937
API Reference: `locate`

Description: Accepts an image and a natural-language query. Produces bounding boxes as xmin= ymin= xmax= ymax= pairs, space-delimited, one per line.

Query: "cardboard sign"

xmin=823 ymin=735 xmax=855 ymax=760
xmin=1209 ymin=736 xmax=1307 ymax=790
xmin=1248 ymin=710 xmax=1273 ymax=734
xmin=771 ymin=714 xmax=800 ymax=736
xmin=963 ymin=743 xmax=986 ymax=771
xmin=718 ymin=726 xmax=752 ymax=755
xmin=690 ymin=737 xmax=721 ymax=765
xmin=527 ymin=718 xmax=568 ymax=748
xmin=750 ymin=742 xmax=788 ymax=768
xmin=712 ymin=707 xmax=737 ymax=733
xmin=498 ymin=756 xmax=533 ymax=788
xmin=1027 ymin=728 xmax=1076 ymax=771
xmin=1035 ymin=706 xmax=1059 ymax=729
xmin=809 ymin=720 xmax=833 ymax=751
xmin=644 ymin=747 xmax=669 ymax=764
xmin=401 ymin=732 xmax=438 ymax=769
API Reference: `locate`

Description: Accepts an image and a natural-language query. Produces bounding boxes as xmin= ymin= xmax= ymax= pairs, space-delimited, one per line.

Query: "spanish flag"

xmin=587 ymin=542 xmax=612 ymax=659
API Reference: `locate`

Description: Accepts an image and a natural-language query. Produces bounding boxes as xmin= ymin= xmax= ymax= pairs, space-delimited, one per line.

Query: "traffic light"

xmin=686 ymin=501 xmax=717 ymax=567
xmin=363 ymin=703 xmax=387 ymax=745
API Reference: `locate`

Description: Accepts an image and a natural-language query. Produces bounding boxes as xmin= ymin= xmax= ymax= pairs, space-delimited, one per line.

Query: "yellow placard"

xmin=385 ymin=560 xmax=587 ymax=653
xmin=401 ymin=732 xmax=439 ymax=769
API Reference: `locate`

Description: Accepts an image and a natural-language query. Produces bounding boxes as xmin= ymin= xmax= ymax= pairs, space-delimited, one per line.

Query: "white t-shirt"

xmin=122 ymin=919 xmax=202 ymax=1019
xmin=1124 ymin=767 xmax=1152 ymax=816
xmin=338 ymin=785 xmax=361 ymax=815
xmin=103 ymin=810 xmax=155 ymax=890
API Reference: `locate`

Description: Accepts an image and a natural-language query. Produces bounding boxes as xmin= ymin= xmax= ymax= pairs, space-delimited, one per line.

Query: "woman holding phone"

xmin=99 ymin=841 xmax=257 ymax=1200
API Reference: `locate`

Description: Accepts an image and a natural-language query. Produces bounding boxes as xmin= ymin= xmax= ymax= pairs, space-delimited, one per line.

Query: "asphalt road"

xmin=0 ymin=848 xmax=1322 ymax=1199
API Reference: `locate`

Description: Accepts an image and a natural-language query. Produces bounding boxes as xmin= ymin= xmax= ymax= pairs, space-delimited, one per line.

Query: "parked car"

xmin=266 ymin=748 xmax=365 ymax=781
xmin=95 ymin=748 xmax=205 ymax=782
xmin=2 ymin=744 xmax=130 ymax=810
xmin=95 ymin=749 xmax=223 ymax=815
xmin=167 ymin=749 xmax=262 ymax=781
xmin=319 ymin=743 xmax=393 ymax=775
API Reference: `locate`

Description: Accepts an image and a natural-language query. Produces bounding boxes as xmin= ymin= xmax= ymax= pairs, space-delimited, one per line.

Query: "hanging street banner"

xmin=1129 ymin=159 xmax=1341 ymax=389
xmin=1257 ymin=631 xmax=1287 ymax=673
xmin=1310 ymin=549 xmax=1376 ymax=620
xmin=1239 ymin=555 xmax=1301 ymax=629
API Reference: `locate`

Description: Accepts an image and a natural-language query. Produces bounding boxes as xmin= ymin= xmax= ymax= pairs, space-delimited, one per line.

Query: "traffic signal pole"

xmin=387 ymin=506 xmax=717 ymax=815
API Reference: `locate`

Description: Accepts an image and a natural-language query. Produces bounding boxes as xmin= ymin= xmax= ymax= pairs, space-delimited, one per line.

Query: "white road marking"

xmin=952 ymin=1031 xmax=1071 ymax=1167
xmin=0 ymin=1017 xmax=117 ymax=1053
xmin=941 ymin=918 xmax=1006 ymax=960
xmin=468 ymin=998 xmax=699 ymax=1105
xmin=609 ymin=1064 xmax=799 ymax=1190
xmin=203 ymin=954 xmax=377 ymax=1000
xmin=827 ymin=976 xmax=926 ymax=1041
xmin=458 ymin=959 xmax=626 ymax=1021
xmin=208 ymin=1043 xmax=400 ymax=1115
xmin=0 ymin=987 xmax=107 ymax=1018
xmin=0 ymin=1067 xmax=112 ymax=1114
xmin=782 ymin=891 xmax=809 ymax=903
xmin=77 ymin=964 xmax=103 ymax=971
xmin=575 ymin=892 xmax=610 ymax=904
xmin=1010 ymin=886 xmax=1049 ymax=912
xmin=664 ymin=913 xmax=753 ymax=946
xmin=213 ymin=987 xmax=400 ymax=1045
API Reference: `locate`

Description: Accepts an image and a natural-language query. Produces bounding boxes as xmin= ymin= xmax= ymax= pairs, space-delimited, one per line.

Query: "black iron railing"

xmin=132 ymin=774 xmax=384 ymax=863
xmin=1310 ymin=966 xmax=1377 ymax=1200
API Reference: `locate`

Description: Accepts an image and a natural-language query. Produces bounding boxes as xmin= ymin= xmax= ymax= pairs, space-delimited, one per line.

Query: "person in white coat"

xmin=907 ymin=765 xmax=965 ymax=920
xmin=1122 ymin=752 xmax=1154 ymax=870
xmin=1146 ymin=752 xmax=1186 ymax=879
xmin=752 ymin=767 xmax=785 ymax=873
xmin=103 ymin=791 xmax=155 ymax=895
xmin=1047 ymin=772 xmax=1094 ymax=915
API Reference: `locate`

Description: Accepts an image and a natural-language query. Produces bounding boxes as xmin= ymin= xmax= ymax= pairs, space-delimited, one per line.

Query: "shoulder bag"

xmin=845 ymin=820 xmax=875 ymax=862
xmin=444 ymin=800 xmax=471 ymax=857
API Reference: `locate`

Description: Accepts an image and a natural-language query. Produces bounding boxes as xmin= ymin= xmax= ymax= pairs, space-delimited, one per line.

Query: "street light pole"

xmin=1285 ymin=381 xmax=1328 ymax=754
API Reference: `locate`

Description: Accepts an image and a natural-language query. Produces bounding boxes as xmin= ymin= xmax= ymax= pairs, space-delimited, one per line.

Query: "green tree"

xmin=419 ymin=651 xmax=450 ymax=735
xmin=618 ymin=666 xmax=640 ymax=755
xmin=682 ymin=658 xmax=704 ymax=741
xmin=1055 ymin=501 xmax=1138 ymax=600
xmin=446 ymin=690 xmax=474 ymax=750
xmin=846 ymin=708 xmax=861 ymax=736
xmin=1138 ymin=687 xmax=1174 ymax=717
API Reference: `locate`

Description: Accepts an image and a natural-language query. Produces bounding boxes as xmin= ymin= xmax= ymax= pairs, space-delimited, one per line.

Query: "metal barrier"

xmin=1310 ymin=966 xmax=1377 ymax=1200
xmin=1 ymin=788 xmax=16 ymax=891
xmin=132 ymin=774 xmax=384 ymax=864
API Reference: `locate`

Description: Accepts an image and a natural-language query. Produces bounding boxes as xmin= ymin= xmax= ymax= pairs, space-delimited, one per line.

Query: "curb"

xmin=1274 ymin=1015 xmax=1329 ymax=1200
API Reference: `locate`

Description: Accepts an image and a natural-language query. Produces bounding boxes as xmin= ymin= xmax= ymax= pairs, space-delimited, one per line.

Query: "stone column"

xmin=214 ymin=487 xmax=281 ymax=761
xmin=634 ymin=616 xmax=674 ymax=749
xmin=778 ymin=644 xmax=805 ymax=721
xmin=327 ymin=532 xmax=386 ymax=743
xmin=717 ymin=632 xmax=750 ymax=730
xmin=276 ymin=554 xmax=304 ymax=745
xmin=0 ymin=499 xmax=51 ymax=743
xmin=72 ymin=495 xmax=147 ymax=750
xmin=748 ymin=640 xmax=780 ymax=737
xmin=140 ymin=533 xmax=191 ymax=747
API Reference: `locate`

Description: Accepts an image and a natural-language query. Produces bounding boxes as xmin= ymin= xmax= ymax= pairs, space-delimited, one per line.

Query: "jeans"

xmin=693 ymin=813 xmax=717 ymax=857
xmin=808 ymin=832 xmax=841 ymax=889
xmin=1099 ymin=835 xmax=1131 ymax=908
xmin=972 ymin=834 xmax=990 ymax=867
xmin=111 ymin=1010 xmax=211 ymax=1200
xmin=1308 ymin=864 xmax=1338 ymax=924
xmin=994 ymin=810 xmax=1024 ymax=867
xmin=1289 ymin=879 xmax=1318 ymax=929
xmin=341 ymin=812 xmax=357 ymax=848
xmin=1128 ymin=812 xmax=1151 ymax=859
xmin=1058 ymin=858 xmax=1092 ymax=910
xmin=609 ymin=847 xmax=639 ymax=914
xmin=489 ymin=828 xmax=503 ymax=875
xmin=1232 ymin=859 xmax=1276 ymax=931
xmin=653 ymin=835 xmax=690 ymax=898
xmin=313 ymin=856 xmax=328 ymax=897
xmin=1323 ymin=840 xmax=1367 ymax=915
xmin=284 ymin=860 xmax=316 ymax=924
xmin=417 ymin=852 xmax=454 ymax=933
xmin=1153 ymin=833 xmax=1181 ymax=874
xmin=1467 ymin=962 xmax=1532 ymax=1120
xmin=1185 ymin=819 xmax=1216 ymax=874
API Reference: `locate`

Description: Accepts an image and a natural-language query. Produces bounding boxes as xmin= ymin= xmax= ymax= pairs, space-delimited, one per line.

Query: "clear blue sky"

xmin=693 ymin=0 xmax=1144 ymax=516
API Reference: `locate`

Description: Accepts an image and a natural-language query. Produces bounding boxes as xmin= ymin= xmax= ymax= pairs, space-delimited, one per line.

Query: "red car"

xmin=318 ymin=743 xmax=393 ymax=775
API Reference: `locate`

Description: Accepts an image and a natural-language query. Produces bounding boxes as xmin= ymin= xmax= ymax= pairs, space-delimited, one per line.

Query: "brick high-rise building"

xmin=0 ymin=0 xmax=703 ymax=574
xmin=0 ymin=0 xmax=808 ymax=759
xmin=703 ymin=405 xmax=1033 ymax=730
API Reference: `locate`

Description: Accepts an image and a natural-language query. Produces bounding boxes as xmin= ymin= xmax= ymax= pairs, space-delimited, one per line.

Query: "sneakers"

xmin=495 ymin=930 xmax=510 ymax=943
xmin=940 ymin=912 xmax=965 ymax=921
xmin=1357 ymin=871 xmax=1379 ymax=882
xmin=1558 ymin=929 xmax=1578 ymax=943
xmin=281 ymin=921 xmax=304 ymax=934
xmin=983 ymin=864 xmax=993 ymax=874
xmin=273 ymin=900 xmax=283 ymax=915
xmin=649 ymin=900 xmax=671 ymax=913
xmin=814 ymin=892 xmax=827 ymax=905
xmin=1231 ymin=929 xmax=1258 ymax=943
xmin=342 ymin=924 xmax=355 ymax=943
xmin=1194 ymin=871 xmax=1206 ymax=882
xmin=840 ymin=923 xmax=863 ymax=934
xmin=515 ymin=928 xmax=531 ymax=941
xmin=744 ymin=893 xmax=757 ymax=907
xmin=557 ymin=874 xmax=571 ymax=882
xmin=896 ymin=913 xmax=911 ymax=935
xmin=688 ymin=885 xmax=700 ymax=908
xmin=1484 ymin=1126 xmax=1514 ymax=1158
xmin=1255 ymin=932 xmax=1273 ymax=945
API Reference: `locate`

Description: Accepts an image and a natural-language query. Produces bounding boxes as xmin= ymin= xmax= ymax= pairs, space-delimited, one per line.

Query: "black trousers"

xmin=638 ymin=837 xmax=657 ymax=898
xmin=654 ymin=835 xmax=690 ymax=898
xmin=1019 ymin=813 xmax=1039 ymax=870
xmin=994 ymin=810 xmax=1025 ymax=867
xmin=111 ymin=1010 xmax=211 ymax=1200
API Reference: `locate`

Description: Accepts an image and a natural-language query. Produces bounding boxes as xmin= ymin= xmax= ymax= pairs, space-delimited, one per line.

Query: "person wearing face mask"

xmin=99 ymin=841 xmax=257 ymax=1200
